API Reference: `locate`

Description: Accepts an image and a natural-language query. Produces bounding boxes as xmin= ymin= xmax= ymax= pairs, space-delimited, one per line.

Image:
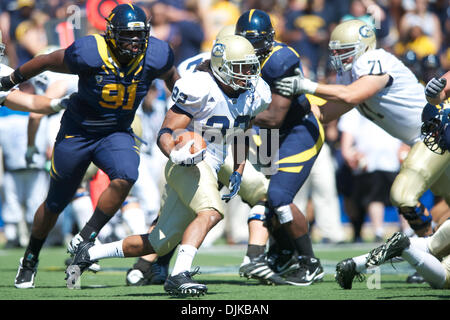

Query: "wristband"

xmin=50 ymin=98 xmax=63 ymax=112
xmin=12 ymin=68 xmax=27 ymax=85
xmin=157 ymin=127 xmax=174 ymax=144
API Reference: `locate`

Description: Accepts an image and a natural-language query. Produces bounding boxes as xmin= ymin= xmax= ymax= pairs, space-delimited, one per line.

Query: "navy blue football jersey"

xmin=260 ymin=41 xmax=311 ymax=132
xmin=63 ymin=34 xmax=174 ymax=134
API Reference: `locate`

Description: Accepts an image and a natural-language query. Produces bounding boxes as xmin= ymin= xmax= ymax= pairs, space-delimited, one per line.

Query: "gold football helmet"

xmin=329 ymin=19 xmax=376 ymax=73
xmin=211 ymin=35 xmax=260 ymax=91
xmin=215 ymin=25 xmax=235 ymax=42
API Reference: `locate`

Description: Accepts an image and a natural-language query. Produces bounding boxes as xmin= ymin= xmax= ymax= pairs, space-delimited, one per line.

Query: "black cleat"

xmin=406 ymin=271 xmax=425 ymax=284
xmin=335 ymin=258 xmax=364 ymax=289
xmin=366 ymin=232 xmax=410 ymax=268
xmin=164 ymin=267 xmax=207 ymax=297
xmin=14 ymin=257 xmax=38 ymax=289
xmin=267 ymin=250 xmax=299 ymax=276
xmin=284 ymin=256 xmax=324 ymax=286
xmin=239 ymin=254 xmax=287 ymax=285
xmin=65 ymin=241 xmax=97 ymax=289
xmin=126 ymin=260 xmax=169 ymax=286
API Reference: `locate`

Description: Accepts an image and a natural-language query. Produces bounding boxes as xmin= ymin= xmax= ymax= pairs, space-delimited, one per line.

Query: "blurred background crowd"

xmin=0 ymin=0 xmax=448 ymax=249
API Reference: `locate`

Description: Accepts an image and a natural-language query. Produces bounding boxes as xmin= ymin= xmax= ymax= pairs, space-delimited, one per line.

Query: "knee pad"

xmin=399 ymin=203 xmax=432 ymax=231
xmin=248 ymin=201 xmax=269 ymax=223
xmin=274 ymin=204 xmax=294 ymax=224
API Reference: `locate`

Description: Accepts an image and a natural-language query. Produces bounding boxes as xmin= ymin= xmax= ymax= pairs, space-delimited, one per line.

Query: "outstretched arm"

xmin=0 ymin=49 xmax=69 ymax=91
xmin=3 ymin=89 xmax=65 ymax=114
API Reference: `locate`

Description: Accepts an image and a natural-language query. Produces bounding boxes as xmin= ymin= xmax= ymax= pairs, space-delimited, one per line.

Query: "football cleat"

xmin=163 ymin=267 xmax=207 ymax=297
xmin=284 ymin=256 xmax=324 ymax=286
xmin=406 ymin=271 xmax=426 ymax=284
xmin=126 ymin=260 xmax=169 ymax=286
xmin=239 ymin=254 xmax=287 ymax=285
xmin=65 ymin=257 xmax=101 ymax=273
xmin=65 ymin=240 xmax=97 ymax=289
xmin=335 ymin=258 xmax=365 ymax=290
xmin=366 ymin=232 xmax=410 ymax=268
xmin=267 ymin=250 xmax=299 ymax=276
xmin=14 ymin=257 xmax=38 ymax=289
xmin=67 ymin=233 xmax=84 ymax=256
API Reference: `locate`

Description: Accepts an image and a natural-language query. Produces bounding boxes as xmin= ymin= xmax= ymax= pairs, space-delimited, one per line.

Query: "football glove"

xmin=425 ymin=77 xmax=447 ymax=98
xmin=169 ymin=140 xmax=206 ymax=166
xmin=50 ymin=94 xmax=71 ymax=112
xmin=25 ymin=145 xmax=39 ymax=168
xmin=221 ymin=171 xmax=242 ymax=202
xmin=274 ymin=67 xmax=318 ymax=97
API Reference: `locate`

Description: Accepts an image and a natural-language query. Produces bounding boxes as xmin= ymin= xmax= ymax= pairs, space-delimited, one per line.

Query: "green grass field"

xmin=1 ymin=243 xmax=448 ymax=302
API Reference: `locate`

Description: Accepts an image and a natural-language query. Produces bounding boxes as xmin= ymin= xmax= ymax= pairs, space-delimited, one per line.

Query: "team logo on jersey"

xmin=212 ymin=43 xmax=225 ymax=57
xmin=95 ymin=75 xmax=103 ymax=84
xmin=359 ymin=25 xmax=374 ymax=38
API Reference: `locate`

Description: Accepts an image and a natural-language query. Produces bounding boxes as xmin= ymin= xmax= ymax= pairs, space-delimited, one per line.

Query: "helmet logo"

xmin=128 ymin=21 xmax=145 ymax=28
xmin=212 ymin=43 xmax=225 ymax=58
xmin=359 ymin=25 xmax=374 ymax=38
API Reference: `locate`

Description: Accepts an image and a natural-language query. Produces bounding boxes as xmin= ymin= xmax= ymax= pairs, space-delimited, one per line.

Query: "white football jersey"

xmin=177 ymin=52 xmax=210 ymax=77
xmin=0 ymin=63 xmax=14 ymax=105
xmin=172 ymin=71 xmax=271 ymax=173
xmin=337 ymin=48 xmax=426 ymax=146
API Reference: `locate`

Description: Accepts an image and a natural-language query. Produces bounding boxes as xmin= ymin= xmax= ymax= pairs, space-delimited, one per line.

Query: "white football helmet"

xmin=329 ymin=19 xmax=376 ymax=73
xmin=0 ymin=31 xmax=5 ymax=58
xmin=211 ymin=35 xmax=260 ymax=91
xmin=215 ymin=25 xmax=235 ymax=42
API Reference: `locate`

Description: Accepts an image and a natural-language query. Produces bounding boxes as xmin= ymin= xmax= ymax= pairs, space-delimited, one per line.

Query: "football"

xmin=174 ymin=130 xmax=207 ymax=154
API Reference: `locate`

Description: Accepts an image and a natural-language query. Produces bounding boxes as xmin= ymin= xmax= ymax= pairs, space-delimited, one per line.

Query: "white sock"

xmin=122 ymin=207 xmax=148 ymax=234
xmin=401 ymin=247 xmax=446 ymax=289
xmin=170 ymin=244 xmax=197 ymax=276
xmin=409 ymin=236 xmax=430 ymax=253
xmin=71 ymin=196 xmax=93 ymax=228
xmin=353 ymin=254 xmax=369 ymax=273
xmin=88 ymin=240 xmax=124 ymax=260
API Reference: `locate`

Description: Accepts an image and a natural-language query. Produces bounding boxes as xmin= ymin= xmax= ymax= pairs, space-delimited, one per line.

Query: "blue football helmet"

xmin=105 ymin=4 xmax=150 ymax=60
xmin=235 ymin=9 xmax=275 ymax=60
xmin=421 ymin=103 xmax=450 ymax=154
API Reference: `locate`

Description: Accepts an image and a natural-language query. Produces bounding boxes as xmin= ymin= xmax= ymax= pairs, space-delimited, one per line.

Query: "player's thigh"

xmin=148 ymin=184 xmax=197 ymax=256
xmin=45 ymin=134 xmax=93 ymax=213
xmin=440 ymin=255 xmax=450 ymax=289
xmin=165 ymin=160 xmax=224 ymax=215
xmin=391 ymin=142 xmax=450 ymax=207
xmin=430 ymin=164 xmax=450 ymax=206
xmin=93 ymin=131 xmax=140 ymax=183
xmin=268 ymin=115 xmax=324 ymax=207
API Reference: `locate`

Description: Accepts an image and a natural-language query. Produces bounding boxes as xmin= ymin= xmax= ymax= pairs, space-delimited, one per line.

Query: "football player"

xmin=64 ymin=34 xmax=272 ymax=296
xmin=335 ymin=220 xmax=450 ymax=290
xmin=232 ymin=9 xmax=325 ymax=286
xmin=275 ymin=19 xmax=449 ymax=239
xmin=1 ymin=3 xmax=180 ymax=289
xmin=124 ymin=23 xmax=287 ymax=287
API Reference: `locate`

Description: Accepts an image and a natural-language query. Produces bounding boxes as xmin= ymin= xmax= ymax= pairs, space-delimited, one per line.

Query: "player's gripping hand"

xmin=274 ymin=67 xmax=318 ymax=97
xmin=50 ymin=94 xmax=71 ymax=112
xmin=221 ymin=171 xmax=242 ymax=202
xmin=169 ymin=140 xmax=206 ymax=166
xmin=425 ymin=77 xmax=447 ymax=98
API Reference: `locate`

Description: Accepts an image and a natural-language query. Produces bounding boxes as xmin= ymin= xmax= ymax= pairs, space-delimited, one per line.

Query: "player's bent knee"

xmin=247 ymin=201 xmax=268 ymax=224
